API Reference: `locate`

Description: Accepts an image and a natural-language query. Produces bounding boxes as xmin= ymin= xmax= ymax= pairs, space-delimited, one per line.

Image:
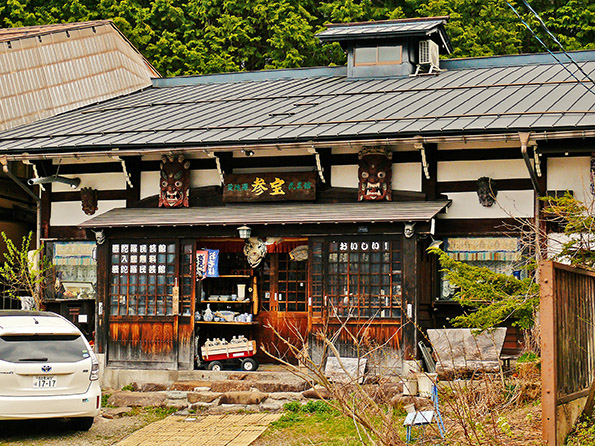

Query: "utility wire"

xmin=520 ymin=0 xmax=595 ymax=85
xmin=506 ymin=1 xmax=595 ymax=97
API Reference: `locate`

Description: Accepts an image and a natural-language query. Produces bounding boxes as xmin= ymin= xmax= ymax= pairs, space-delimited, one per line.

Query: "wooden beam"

xmin=435 ymin=218 xmax=531 ymax=236
xmin=437 ymin=178 xmax=532 ymax=194
xmin=436 ymin=147 xmax=523 ymax=161
xmin=51 ymin=189 xmax=127 ymax=202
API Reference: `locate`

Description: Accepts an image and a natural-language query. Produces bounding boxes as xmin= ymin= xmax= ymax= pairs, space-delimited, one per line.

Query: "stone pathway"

xmin=115 ymin=413 xmax=282 ymax=446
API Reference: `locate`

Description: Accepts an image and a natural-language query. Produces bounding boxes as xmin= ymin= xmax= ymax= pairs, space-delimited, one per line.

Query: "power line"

xmin=505 ymin=1 xmax=595 ymax=97
xmin=520 ymin=0 xmax=595 ymax=86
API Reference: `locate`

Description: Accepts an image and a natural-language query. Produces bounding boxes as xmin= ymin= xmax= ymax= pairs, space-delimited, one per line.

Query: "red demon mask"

xmin=159 ymin=154 xmax=190 ymax=208
xmin=358 ymin=147 xmax=393 ymax=201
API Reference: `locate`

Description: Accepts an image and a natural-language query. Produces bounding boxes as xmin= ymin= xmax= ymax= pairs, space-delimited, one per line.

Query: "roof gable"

xmin=0 ymin=20 xmax=159 ymax=132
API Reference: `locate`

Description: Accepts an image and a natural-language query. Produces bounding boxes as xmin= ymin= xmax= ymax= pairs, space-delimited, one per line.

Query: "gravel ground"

xmin=0 ymin=410 xmax=159 ymax=446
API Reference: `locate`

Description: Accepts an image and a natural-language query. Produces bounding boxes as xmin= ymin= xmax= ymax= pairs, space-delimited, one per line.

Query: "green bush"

xmin=517 ymin=352 xmax=539 ymax=363
xmin=566 ymin=415 xmax=595 ymax=445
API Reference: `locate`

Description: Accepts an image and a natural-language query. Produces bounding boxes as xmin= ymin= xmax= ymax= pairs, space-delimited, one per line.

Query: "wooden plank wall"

xmin=108 ymin=318 xmax=177 ymax=369
xmin=540 ymin=261 xmax=595 ymax=446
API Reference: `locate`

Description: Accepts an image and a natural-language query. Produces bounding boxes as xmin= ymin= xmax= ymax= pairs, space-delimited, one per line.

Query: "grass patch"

xmin=259 ymin=400 xmax=371 ymax=446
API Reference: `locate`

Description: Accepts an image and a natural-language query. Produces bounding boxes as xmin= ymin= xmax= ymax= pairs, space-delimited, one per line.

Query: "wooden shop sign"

xmin=223 ymin=172 xmax=317 ymax=202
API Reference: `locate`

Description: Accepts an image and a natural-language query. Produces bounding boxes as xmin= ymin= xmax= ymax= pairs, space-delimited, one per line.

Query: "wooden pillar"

xmin=215 ymin=151 xmax=234 ymax=176
xmin=317 ymin=147 xmax=332 ymax=189
xmin=402 ymin=232 xmax=419 ymax=360
xmin=123 ymin=156 xmax=141 ymax=207
xmin=95 ymin=238 xmax=110 ymax=354
xmin=36 ymin=161 xmax=53 ymax=240
xmin=421 ymin=143 xmax=438 ymax=201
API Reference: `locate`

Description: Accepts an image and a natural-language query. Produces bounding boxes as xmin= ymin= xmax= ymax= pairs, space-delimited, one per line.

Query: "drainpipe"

xmin=519 ymin=132 xmax=542 ymax=196
xmin=519 ymin=132 xmax=545 ymax=278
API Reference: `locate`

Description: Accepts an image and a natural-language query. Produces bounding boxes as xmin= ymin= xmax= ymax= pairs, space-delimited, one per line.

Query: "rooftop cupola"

xmin=316 ymin=17 xmax=453 ymax=79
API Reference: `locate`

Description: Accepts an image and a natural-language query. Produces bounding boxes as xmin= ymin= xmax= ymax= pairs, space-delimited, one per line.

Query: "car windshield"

xmin=0 ymin=334 xmax=90 ymax=363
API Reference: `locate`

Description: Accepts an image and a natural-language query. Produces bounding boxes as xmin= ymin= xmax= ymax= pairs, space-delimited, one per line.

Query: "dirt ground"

xmin=0 ymin=411 xmax=154 ymax=446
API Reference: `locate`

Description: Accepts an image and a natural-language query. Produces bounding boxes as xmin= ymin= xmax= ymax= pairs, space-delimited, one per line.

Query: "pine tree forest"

xmin=1 ymin=0 xmax=594 ymax=77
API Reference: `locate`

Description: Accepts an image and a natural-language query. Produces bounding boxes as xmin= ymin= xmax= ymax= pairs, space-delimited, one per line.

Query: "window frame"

xmin=309 ymin=237 xmax=403 ymax=320
xmin=354 ymin=45 xmax=402 ymax=66
xmin=108 ymin=240 xmax=178 ymax=317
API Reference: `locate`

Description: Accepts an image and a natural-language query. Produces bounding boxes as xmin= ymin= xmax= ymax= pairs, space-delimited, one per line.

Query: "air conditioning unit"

xmin=418 ymin=40 xmax=440 ymax=72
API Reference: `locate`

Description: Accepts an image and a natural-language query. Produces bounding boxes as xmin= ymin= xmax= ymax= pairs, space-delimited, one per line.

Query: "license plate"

xmin=33 ymin=375 xmax=57 ymax=388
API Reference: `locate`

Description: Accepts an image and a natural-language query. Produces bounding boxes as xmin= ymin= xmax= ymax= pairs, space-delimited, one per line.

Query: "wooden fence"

xmin=540 ymin=261 xmax=595 ymax=445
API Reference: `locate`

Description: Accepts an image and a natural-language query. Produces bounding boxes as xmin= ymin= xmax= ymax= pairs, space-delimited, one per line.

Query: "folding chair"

xmin=404 ymin=384 xmax=445 ymax=444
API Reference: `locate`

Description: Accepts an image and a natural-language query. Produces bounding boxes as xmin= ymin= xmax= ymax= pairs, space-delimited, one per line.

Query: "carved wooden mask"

xmin=80 ymin=187 xmax=98 ymax=215
xmin=477 ymin=177 xmax=497 ymax=207
xmin=358 ymin=147 xmax=393 ymax=201
xmin=159 ymin=154 xmax=190 ymax=208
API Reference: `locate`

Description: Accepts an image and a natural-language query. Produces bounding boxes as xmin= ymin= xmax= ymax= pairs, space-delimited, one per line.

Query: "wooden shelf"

xmin=195 ymin=321 xmax=258 ymax=326
xmin=203 ymin=300 xmax=251 ymax=304
xmin=210 ymin=275 xmax=251 ymax=278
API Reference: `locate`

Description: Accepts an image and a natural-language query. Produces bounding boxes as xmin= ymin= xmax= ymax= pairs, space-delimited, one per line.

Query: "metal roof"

xmin=0 ymin=21 xmax=113 ymax=42
xmin=78 ymin=201 xmax=451 ymax=228
xmin=316 ymin=17 xmax=447 ymax=39
xmin=316 ymin=17 xmax=452 ymax=53
xmin=1 ymin=51 xmax=595 ymax=155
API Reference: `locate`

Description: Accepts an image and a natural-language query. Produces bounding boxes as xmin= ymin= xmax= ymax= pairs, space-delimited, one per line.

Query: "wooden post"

xmin=95 ymin=238 xmax=109 ymax=355
xmin=402 ymin=233 xmax=418 ymax=360
xmin=421 ymin=143 xmax=437 ymax=201
xmin=122 ymin=155 xmax=141 ymax=207
xmin=540 ymin=260 xmax=558 ymax=446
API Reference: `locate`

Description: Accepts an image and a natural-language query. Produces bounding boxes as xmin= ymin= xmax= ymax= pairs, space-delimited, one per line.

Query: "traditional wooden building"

xmin=1 ymin=17 xmax=594 ymax=371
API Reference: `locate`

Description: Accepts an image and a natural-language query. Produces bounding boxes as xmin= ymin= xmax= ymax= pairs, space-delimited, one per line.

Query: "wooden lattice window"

xmin=109 ymin=242 xmax=176 ymax=316
xmin=180 ymin=242 xmax=194 ymax=316
xmin=310 ymin=238 xmax=402 ymax=319
xmin=277 ymin=253 xmax=307 ymax=312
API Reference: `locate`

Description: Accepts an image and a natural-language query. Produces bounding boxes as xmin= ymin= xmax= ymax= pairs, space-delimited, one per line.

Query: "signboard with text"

xmin=223 ymin=172 xmax=317 ymax=202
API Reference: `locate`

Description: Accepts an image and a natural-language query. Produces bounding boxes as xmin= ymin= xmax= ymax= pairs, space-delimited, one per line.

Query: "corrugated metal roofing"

xmin=78 ymin=201 xmax=452 ymax=228
xmin=316 ymin=17 xmax=448 ymax=41
xmin=1 ymin=52 xmax=595 ymax=155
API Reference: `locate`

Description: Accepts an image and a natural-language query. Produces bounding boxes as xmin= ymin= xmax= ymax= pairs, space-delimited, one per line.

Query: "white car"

xmin=0 ymin=310 xmax=101 ymax=430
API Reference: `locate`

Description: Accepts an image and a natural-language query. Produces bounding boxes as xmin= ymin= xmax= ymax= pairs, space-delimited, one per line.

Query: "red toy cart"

xmin=200 ymin=339 xmax=259 ymax=371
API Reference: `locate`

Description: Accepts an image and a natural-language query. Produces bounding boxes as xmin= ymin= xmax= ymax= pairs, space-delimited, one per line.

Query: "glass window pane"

xmin=355 ymin=47 xmax=376 ymax=64
xmin=378 ymin=45 xmax=401 ymax=63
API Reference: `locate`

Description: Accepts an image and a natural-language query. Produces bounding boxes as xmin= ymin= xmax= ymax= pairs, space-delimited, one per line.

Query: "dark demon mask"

xmin=80 ymin=187 xmax=98 ymax=215
xmin=159 ymin=154 xmax=190 ymax=208
xmin=358 ymin=147 xmax=393 ymax=201
xmin=477 ymin=177 xmax=497 ymax=207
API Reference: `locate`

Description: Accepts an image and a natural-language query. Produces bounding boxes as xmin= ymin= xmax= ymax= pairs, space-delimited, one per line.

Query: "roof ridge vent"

xmin=415 ymin=40 xmax=441 ymax=75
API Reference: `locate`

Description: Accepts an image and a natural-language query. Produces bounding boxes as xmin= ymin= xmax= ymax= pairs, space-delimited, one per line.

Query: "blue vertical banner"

xmin=206 ymin=249 xmax=219 ymax=277
xmin=196 ymin=250 xmax=208 ymax=280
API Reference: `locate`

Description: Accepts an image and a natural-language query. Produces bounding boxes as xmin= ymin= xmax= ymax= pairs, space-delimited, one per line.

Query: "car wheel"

xmin=207 ymin=361 xmax=223 ymax=371
xmin=241 ymin=357 xmax=258 ymax=371
xmin=71 ymin=417 xmax=95 ymax=431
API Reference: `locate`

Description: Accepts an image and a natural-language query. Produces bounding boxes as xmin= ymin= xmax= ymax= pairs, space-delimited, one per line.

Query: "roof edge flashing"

xmin=442 ymin=49 xmax=595 ymax=70
xmin=152 ymin=66 xmax=347 ymax=87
